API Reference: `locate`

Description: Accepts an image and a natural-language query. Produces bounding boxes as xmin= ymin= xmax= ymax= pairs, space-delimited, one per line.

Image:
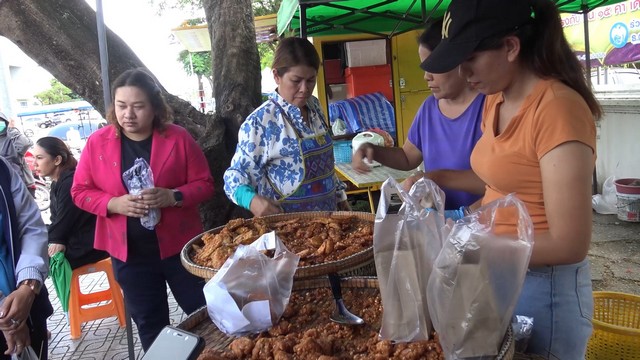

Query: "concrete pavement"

xmin=590 ymin=212 xmax=640 ymax=295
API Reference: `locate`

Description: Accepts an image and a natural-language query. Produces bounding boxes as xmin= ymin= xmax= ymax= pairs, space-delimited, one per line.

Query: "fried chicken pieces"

xmin=191 ymin=216 xmax=373 ymax=269
xmin=196 ymin=288 xmax=443 ymax=360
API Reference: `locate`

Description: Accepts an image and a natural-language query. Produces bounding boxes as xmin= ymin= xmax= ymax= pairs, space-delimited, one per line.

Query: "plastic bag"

xmin=427 ymin=194 xmax=534 ymax=359
xmin=332 ymin=117 xmax=347 ymax=136
xmin=204 ymin=231 xmax=300 ymax=336
xmin=512 ymin=315 xmax=534 ymax=353
xmin=122 ymin=158 xmax=160 ymax=230
xmin=592 ymin=175 xmax=617 ymax=214
xmin=374 ymin=177 xmax=446 ymax=342
xmin=11 ymin=346 xmax=39 ymax=360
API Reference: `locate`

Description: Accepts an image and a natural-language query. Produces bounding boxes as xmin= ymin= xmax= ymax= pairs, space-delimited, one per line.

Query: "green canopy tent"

xmin=277 ymin=0 xmax=627 ymax=38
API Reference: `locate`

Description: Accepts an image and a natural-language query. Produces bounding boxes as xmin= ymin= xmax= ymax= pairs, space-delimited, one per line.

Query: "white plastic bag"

xmin=122 ymin=158 xmax=160 ymax=229
xmin=374 ymin=177 xmax=446 ymax=342
xmin=427 ymin=194 xmax=534 ymax=359
xmin=204 ymin=231 xmax=300 ymax=336
xmin=332 ymin=117 xmax=347 ymax=136
xmin=11 ymin=346 xmax=39 ymax=360
xmin=592 ymin=175 xmax=617 ymax=214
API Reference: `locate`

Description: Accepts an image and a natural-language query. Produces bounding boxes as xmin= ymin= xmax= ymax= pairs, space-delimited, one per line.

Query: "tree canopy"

xmin=35 ymin=78 xmax=82 ymax=105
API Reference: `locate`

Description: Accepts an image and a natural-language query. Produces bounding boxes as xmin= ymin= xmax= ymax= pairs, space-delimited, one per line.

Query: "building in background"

xmin=0 ymin=36 xmax=53 ymax=117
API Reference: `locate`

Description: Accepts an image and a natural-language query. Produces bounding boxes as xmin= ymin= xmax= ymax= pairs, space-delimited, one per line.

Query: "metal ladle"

xmin=327 ymin=273 xmax=365 ymax=325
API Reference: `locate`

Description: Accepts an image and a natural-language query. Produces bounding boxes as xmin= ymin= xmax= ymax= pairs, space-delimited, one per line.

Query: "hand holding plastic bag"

xmin=122 ymin=158 xmax=160 ymax=230
xmin=427 ymin=194 xmax=534 ymax=359
xmin=204 ymin=231 xmax=300 ymax=336
xmin=374 ymin=177 xmax=446 ymax=342
xmin=11 ymin=346 xmax=39 ymax=360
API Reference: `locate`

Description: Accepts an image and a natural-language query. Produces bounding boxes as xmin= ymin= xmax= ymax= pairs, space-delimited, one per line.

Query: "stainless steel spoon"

xmin=327 ymin=273 xmax=365 ymax=325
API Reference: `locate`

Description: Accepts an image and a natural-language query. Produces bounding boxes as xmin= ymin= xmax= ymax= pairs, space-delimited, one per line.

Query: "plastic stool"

xmin=68 ymin=258 xmax=126 ymax=339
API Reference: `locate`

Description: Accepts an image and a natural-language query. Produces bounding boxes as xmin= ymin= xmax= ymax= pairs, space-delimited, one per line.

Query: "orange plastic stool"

xmin=68 ymin=258 xmax=126 ymax=339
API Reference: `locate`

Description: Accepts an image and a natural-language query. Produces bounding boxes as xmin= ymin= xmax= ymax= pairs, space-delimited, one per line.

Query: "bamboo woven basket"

xmin=180 ymin=211 xmax=375 ymax=280
xmin=178 ymin=276 xmax=516 ymax=360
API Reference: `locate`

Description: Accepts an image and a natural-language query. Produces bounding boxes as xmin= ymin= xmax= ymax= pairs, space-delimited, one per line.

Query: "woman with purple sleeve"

xmin=352 ymin=18 xmax=485 ymax=213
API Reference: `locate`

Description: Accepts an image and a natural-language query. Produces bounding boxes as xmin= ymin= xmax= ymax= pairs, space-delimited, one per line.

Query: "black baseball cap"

xmin=421 ymin=0 xmax=533 ymax=74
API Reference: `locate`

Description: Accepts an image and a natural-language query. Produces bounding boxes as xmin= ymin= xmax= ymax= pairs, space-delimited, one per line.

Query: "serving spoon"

xmin=327 ymin=273 xmax=365 ymax=325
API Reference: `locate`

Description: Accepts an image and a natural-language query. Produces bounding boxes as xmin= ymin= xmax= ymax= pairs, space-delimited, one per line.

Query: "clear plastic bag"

xmin=204 ymin=231 xmax=300 ymax=336
xmin=427 ymin=194 xmax=534 ymax=359
xmin=122 ymin=158 xmax=160 ymax=229
xmin=374 ymin=177 xmax=446 ymax=342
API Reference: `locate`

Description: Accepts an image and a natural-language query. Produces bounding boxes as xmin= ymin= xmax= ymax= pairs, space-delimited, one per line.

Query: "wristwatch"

xmin=19 ymin=279 xmax=42 ymax=296
xmin=172 ymin=189 xmax=184 ymax=207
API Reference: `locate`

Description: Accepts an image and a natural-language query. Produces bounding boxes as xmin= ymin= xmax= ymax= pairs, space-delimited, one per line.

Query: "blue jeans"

xmin=112 ymin=254 xmax=206 ymax=351
xmin=514 ymin=258 xmax=593 ymax=359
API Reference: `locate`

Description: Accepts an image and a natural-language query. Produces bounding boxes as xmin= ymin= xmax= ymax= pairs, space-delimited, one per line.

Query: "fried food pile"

xmin=191 ymin=216 xmax=373 ymax=269
xmin=197 ymin=288 xmax=443 ymax=360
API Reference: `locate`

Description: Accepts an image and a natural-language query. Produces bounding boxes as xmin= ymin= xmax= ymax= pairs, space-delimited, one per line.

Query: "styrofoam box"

xmin=345 ymin=39 xmax=387 ymax=67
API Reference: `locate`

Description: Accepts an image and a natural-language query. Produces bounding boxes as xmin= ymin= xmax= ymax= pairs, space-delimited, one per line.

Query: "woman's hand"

xmin=351 ymin=143 xmax=375 ymax=174
xmin=337 ymin=200 xmax=351 ymax=211
xmin=48 ymin=244 xmax=66 ymax=257
xmin=401 ymin=171 xmax=425 ymax=192
xmin=140 ymin=188 xmax=175 ymax=209
xmin=0 ymin=286 xmax=35 ymax=337
xmin=107 ymin=194 xmax=148 ymax=217
xmin=2 ymin=322 xmax=30 ymax=356
xmin=250 ymin=195 xmax=283 ymax=217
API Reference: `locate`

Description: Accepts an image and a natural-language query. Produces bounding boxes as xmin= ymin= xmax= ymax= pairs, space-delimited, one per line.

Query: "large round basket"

xmin=181 ymin=211 xmax=375 ymax=281
xmin=178 ymin=277 xmax=516 ymax=360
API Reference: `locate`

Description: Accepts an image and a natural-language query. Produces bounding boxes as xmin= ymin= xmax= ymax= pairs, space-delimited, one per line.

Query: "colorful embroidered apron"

xmin=269 ymin=101 xmax=337 ymax=212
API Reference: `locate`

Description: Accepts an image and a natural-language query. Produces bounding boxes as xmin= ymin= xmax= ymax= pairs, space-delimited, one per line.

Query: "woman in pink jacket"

xmin=71 ymin=68 xmax=214 ymax=351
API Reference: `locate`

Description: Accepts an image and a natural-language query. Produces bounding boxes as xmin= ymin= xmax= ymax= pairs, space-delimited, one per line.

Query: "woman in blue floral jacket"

xmin=224 ymin=37 xmax=349 ymax=216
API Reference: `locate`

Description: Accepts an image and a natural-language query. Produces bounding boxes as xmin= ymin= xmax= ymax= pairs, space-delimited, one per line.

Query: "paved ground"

xmin=590 ymin=212 xmax=640 ymax=295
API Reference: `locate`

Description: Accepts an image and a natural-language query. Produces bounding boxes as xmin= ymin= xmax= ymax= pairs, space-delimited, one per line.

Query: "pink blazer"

xmin=71 ymin=124 xmax=214 ymax=261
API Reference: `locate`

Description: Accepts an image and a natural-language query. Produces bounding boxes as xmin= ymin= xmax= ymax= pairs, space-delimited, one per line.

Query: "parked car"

xmin=47 ymin=120 xmax=107 ymax=150
xmin=52 ymin=112 xmax=75 ymax=123
xmin=17 ymin=116 xmax=45 ymax=136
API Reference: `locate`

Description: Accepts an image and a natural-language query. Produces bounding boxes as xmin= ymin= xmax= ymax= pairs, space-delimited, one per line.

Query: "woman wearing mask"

xmin=422 ymin=0 xmax=600 ymax=358
xmin=71 ymin=68 xmax=214 ymax=351
xmin=224 ymin=37 xmax=349 ymax=217
xmin=32 ymin=136 xmax=108 ymax=269
xmin=351 ymin=18 xmax=485 ymax=211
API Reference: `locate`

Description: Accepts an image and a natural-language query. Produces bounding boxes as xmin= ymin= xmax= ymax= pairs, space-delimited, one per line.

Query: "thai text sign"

xmin=562 ymin=0 xmax=640 ymax=65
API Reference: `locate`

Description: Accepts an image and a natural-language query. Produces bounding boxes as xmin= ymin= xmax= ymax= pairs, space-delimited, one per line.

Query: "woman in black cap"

xmin=423 ymin=0 xmax=601 ymax=358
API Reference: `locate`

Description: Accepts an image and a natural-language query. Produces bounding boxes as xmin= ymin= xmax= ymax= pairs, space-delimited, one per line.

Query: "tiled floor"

xmin=45 ymin=272 xmax=187 ymax=360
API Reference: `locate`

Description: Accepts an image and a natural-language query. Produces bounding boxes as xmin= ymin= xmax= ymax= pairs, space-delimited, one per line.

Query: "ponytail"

xmin=526 ymin=0 xmax=602 ymax=119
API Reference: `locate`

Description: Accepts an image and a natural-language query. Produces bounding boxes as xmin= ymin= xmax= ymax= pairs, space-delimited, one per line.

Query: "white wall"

xmin=595 ymin=89 xmax=640 ymax=188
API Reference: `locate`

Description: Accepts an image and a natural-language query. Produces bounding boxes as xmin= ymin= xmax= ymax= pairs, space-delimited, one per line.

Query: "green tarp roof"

xmin=277 ymin=0 xmax=628 ymax=37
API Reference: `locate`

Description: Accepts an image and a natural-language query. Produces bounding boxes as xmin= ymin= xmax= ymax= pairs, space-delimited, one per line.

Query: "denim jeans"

xmin=514 ymin=258 xmax=593 ymax=359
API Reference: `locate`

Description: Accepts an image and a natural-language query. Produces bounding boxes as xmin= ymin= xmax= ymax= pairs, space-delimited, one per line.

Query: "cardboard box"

xmin=328 ymin=84 xmax=347 ymax=103
xmin=346 ymin=39 xmax=387 ymax=67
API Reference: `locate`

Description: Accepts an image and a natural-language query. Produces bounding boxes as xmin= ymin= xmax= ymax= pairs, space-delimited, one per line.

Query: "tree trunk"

xmin=0 ymin=0 xmax=257 ymax=228
xmin=199 ymin=0 xmax=262 ymax=227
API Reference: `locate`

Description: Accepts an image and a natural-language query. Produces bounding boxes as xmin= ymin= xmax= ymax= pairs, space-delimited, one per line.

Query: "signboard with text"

xmin=562 ymin=0 xmax=640 ymax=66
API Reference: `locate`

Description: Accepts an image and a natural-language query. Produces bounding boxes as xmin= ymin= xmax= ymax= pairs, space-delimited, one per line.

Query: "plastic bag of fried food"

xmin=204 ymin=231 xmax=300 ymax=336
